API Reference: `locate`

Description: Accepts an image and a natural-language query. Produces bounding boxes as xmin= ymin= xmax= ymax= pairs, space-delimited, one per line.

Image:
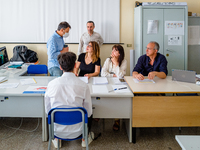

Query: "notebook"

xmin=172 ymin=69 xmax=196 ymax=83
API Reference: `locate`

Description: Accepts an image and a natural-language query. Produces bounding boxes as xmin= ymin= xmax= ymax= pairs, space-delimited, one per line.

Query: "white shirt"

xmin=101 ymin=58 xmax=127 ymax=78
xmin=45 ymin=72 xmax=92 ymax=139
xmin=78 ymin=31 xmax=104 ymax=55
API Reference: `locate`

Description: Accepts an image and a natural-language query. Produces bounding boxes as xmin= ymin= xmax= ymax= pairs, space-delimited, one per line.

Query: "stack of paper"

xmin=20 ymin=78 xmax=36 ymax=85
xmin=133 ymin=78 xmax=155 ymax=83
xmin=93 ymin=77 xmax=108 ymax=85
xmin=78 ymin=77 xmax=88 ymax=84
xmin=0 ymin=83 xmax=19 ymax=88
xmin=112 ymin=78 xmax=127 ymax=84
xmin=0 ymin=76 xmax=7 ymax=83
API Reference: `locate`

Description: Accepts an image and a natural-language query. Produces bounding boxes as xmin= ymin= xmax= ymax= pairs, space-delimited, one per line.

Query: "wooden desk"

xmin=176 ymin=135 xmax=200 ymax=150
xmin=124 ymin=76 xmax=200 ymax=143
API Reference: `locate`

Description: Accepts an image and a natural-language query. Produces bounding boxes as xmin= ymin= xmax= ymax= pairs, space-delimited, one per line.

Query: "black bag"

xmin=10 ymin=45 xmax=38 ymax=63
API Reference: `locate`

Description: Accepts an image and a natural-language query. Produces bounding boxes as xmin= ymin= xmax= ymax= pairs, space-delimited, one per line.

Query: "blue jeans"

xmin=48 ymin=67 xmax=63 ymax=76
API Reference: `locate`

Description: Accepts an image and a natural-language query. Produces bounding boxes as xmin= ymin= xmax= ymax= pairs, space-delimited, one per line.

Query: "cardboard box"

xmin=188 ymin=12 xmax=192 ymax=16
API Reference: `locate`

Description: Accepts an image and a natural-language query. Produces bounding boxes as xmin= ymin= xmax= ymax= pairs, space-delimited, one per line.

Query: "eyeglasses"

xmin=87 ymin=45 xmax=92 ymax=48
xmin=146 ymin=47 xmax=155 ymax=50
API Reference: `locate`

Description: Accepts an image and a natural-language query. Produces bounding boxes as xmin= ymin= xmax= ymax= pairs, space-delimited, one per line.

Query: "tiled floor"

xmin=0 ymin=117 xmax=199 ymax=150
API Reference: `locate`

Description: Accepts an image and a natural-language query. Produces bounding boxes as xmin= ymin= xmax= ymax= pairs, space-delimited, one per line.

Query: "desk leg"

xmin=132 ymin=127 xmax=136 ymax=143
xmin=42 ymin=98 xmax=48 ymax=141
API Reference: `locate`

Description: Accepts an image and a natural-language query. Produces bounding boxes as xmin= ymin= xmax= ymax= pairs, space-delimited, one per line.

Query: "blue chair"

xmin=27 ymin=64 xmax=48 ymax=76
xmin=48 ymin=107 xmax=89 ymax=150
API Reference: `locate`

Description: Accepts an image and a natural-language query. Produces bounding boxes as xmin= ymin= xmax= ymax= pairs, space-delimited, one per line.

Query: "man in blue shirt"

xmin=132 ymin=41 xmax=168 ymax=80
xmin=47 ymin=21 xmax=71 ymax=76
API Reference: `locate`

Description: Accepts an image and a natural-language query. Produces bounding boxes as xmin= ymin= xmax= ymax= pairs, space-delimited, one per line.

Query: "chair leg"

xmin=85 ymin=135 xmax=89 ymax=150
xmin=57 ymin=139 xmax=60 ymax=150
xmin=48 ymin=139 xmax=51 ymax=150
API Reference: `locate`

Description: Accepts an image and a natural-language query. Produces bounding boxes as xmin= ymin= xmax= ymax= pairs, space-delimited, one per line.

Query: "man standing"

xmin=47 ymin=21 xmax=71 ymax=76
xmin=132 ymin=41 xmax=168 ymax=80
xmin=78 ymin=21 xmax=103 ymax=55
xmin=45 ymin=52 xmax=94 ymax=148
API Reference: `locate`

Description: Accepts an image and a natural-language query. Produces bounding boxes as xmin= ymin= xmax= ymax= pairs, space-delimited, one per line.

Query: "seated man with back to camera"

xmin=132 ymin=41 xmax=168 ymax=80
xmin=45 ymin=52 xmax=94 ymax=149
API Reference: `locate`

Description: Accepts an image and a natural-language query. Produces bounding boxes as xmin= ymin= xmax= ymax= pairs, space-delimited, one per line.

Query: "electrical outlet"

xmin=127 ymin=44 xmax=132 ymax=47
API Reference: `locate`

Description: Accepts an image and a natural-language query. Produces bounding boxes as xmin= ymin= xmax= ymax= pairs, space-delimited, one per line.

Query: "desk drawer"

xmin=92 ymin=97 xmax=131 ymax=118
xmin=0 ymin=96 xmax=43 ymax=117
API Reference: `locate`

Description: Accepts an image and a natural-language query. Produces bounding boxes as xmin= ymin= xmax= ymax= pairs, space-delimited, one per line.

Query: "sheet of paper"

xmin=0 ymin=83 xmax=19 ymax=88
xmin=78 ymin=77 xmax=88 ymax=84
xmin=133 ymin=78 xmax=155 ymax=83
xmin=168 ymin=36 xmax=182 ymax=45
xmin=188 ymin=26 xmax=200 ymax=45
xmin=10 ymin=61 xmax=24 ymax=65
xmin=93 ymin=77 xmax=108 ymax=85
xmin=23 ymin=86 xmax=47 ymax=94
xmin=111 ymin=85 xmax=130 ymax=93
xmin=20 ymin=78 xmax=36 ymax=85
xmin=165 ymin=21 xmax=184 ymax=35
xmin=147 ymin=20 xmax=158 ymax=34
xmin=92 ymin=85 xmax=108 ymax=93
xmin=0 ymin=76 xmax=6 ymax=82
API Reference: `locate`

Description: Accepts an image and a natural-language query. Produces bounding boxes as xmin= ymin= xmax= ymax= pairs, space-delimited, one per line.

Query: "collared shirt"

xmin=133 ymin=53 xmax=168 ymax=76
xmin=101 ymin=58 xmax=127 ymax=78
xmin=47 ymin=31 xmax=64 ymax=70
xmin=45 ymin=72 xmax=92 ymax=139
xmin=78 ymin=31 xmax=104 ymax=55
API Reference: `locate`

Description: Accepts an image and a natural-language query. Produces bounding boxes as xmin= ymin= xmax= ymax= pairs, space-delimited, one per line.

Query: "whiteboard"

xmin=0 ymin=0 xmax=120 ymax=43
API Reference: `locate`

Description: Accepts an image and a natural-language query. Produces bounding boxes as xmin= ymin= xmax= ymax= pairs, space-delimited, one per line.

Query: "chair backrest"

xmin=27 ymin=64 xmax=48 ymax=75
xmin=48 ymin=107 xmax=88 ymax=125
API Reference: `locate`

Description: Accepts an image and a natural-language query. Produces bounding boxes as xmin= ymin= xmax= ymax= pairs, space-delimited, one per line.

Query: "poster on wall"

xmin=147 ymin=20 xmax=158 ymax=34
xmin=168 ymin=36 xmax=182 ymax=45
xmin=188 ymin=26 xmax=200 ymax=45
xmin=165 ymin=21 xmax=184 ymax=35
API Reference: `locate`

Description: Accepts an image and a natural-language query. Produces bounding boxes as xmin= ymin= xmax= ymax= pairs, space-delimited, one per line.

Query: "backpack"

xmin=10 ymin=45 xmax=38 ymax=63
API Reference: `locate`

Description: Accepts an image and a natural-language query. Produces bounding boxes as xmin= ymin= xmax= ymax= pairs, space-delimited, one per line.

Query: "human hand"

xmin=84 ymin=74 xmax=91 ymax=79
xmin=148 ymin=72 xmax=156 ymax=80
xmin=61 ymin=47 xmax=69 ymax=53
xmin=135 ymin=74 xmax=145 ymax=80
xmin=111 ymin=54 xmax=119 ymax=66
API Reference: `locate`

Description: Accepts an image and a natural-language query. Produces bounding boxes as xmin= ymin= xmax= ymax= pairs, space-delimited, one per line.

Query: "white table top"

xmin=0 ymin=76 xmax=133 ymax=98
xmin=124 ymin=76 xmax=200 ymax=94
xmin=176 ymin=135 xmax=200 ymax=150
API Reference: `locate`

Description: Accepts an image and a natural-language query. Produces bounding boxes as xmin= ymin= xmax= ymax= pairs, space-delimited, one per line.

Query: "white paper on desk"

xmin=20 ymin=78 xmax=36 ymax=85
xmin=0 ymin=76 xmax=6 ymax=82
xmin=93 ymin=77 xmax=108 ymax=85
xmin=92 ymin=85 xmax=108 ymax=93
xmin=112 ymin=78 xmax=127 ymax=84
xmin=111 ymin=85 xmax=130 ymax=93
xmin=78 ymin=77 xmax=88 ymax=84
xmin=10 ymin=61 xmax=24 ymax=65
xmin=133 ymin=78 xmax=155 ymax=83
xmin=0 ymin=83 xmax=19 ymax=88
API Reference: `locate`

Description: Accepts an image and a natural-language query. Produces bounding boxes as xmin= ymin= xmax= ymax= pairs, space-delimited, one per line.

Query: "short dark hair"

xmin=149 ymin=41 xmax=160 ymax=51
xmin=57 ymin=52 xmax=76 ymax=72
xmin=87 ymin=21 xmax=95 ymax=26
xmin=57 ymin=21 xmax=71 ymax=31
xmin=112 ymin=44 xmax=125 ymax=67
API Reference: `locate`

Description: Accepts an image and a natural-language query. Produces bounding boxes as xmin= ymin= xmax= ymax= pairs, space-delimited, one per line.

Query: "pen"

xmin=109 ymin=87 xmax=127 ymax=92
xmin=118 ymin=87 xmax=127 ymax=90
xmin=33 ymin=78 xmax=37 ymax=83
xmin=0 ymin=79 xmax=8 ymax=84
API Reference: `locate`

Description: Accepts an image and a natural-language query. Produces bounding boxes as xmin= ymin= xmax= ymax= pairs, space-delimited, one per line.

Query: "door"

xmin=143 ymin=9 xmax=164 ymax=54
xmin=164 ymin=9 xmax=185 ymax=75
